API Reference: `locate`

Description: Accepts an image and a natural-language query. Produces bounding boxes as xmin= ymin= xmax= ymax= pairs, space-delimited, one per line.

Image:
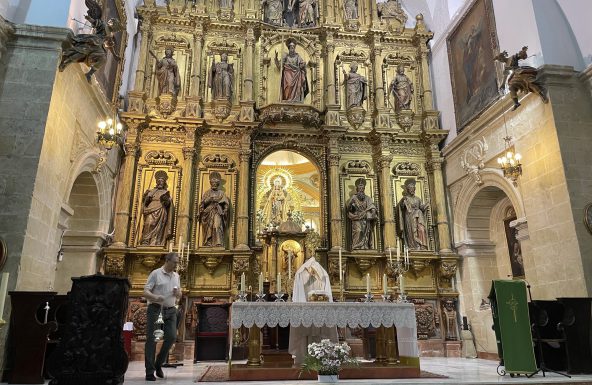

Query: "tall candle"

xmin=366 ymin=273 xmax=370 ymax=294
xmin=168 ymin=241 xmax=173 ymax=253
xmin=258 ymin=272 xmax=263 ymax=293
xmin=178 ymin=236 xmax=183 ymax=254
xmin=288 ymin=253 xmax=292 ymax=278
xmin=388 ymin=246 xmax=392 ymax=263
xmin=396 ymin=238 xmax=401 ymax=261
xmin=180 ymin=243 xmax=184 ymax=261
xmin=383 ymin=274 xmax=388 ymax=296
xmin=0 ymin=273 xmax=9 ymax=319
xmin=241 ymin=272 xmax=246 ymax=293
xmin=399 ymin=274 xmax=405 ymax=294
xmin=338 ymin=247 xmax=343 ymax=282
xmin=277 ymin=273 xmax=281 ymax=292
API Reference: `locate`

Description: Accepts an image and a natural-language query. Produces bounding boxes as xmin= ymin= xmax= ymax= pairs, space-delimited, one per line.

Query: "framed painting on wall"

xmin=504 ymin=217 xmax=525 ymax=279
xmin=447 ymin=0 xmax=500 ymax=132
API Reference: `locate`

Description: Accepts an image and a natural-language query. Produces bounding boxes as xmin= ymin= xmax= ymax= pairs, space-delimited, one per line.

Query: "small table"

xmin=229 ymin=302 xmax=419 ymax=370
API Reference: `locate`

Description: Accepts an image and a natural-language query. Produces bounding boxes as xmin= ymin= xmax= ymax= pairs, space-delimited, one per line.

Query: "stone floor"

xmin=110 ymin=358 xmax=592 ymax=384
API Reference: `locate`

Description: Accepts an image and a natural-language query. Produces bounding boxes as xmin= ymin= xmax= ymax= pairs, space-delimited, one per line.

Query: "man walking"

xmin=143 ymin=252 xmax=181 ymax=381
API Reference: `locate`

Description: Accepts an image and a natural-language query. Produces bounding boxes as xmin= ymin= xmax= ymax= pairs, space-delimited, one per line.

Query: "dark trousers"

xmin=145 ymin=304 xmax=177 ymax=375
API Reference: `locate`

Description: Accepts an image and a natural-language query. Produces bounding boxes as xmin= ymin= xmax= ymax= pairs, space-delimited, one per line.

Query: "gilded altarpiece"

xmin=106 ymin=0 xmax=459 ymax=358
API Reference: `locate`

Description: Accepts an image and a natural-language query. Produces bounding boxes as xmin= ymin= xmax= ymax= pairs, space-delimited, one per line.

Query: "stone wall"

xmin=542 ymin=65 xmax=592 ymax=296
xmin=0 ymin=21 xmax=120 ymax=372
xmin=443 ymin=65 xmax=592 ymax=354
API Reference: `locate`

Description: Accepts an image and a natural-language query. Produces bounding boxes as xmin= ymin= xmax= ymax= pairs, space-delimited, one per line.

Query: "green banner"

xmin=489 ymin=280 xmax=537 ymax=374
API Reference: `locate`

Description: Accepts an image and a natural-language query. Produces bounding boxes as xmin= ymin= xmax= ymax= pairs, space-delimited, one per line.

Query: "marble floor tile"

xmin=7 ymin=358 xmax=592 ymax=384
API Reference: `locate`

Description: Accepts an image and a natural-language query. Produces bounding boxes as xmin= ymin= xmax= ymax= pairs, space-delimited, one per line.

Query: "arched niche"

xmin=255 ymin=150 xmax=321 ymax=236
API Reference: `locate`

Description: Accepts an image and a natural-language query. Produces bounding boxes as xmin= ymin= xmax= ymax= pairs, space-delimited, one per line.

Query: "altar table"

xmin=229 ymin=302 xmax=419 ymax=370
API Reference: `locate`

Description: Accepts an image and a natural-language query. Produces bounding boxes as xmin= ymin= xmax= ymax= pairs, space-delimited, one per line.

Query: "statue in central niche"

xmin=275 ymin=39 xmax=309 ymax=103
xmin=208 ymin=52 xmax=234 ymax=101
xmin=263 ymin=176 xmax=293 ymax=226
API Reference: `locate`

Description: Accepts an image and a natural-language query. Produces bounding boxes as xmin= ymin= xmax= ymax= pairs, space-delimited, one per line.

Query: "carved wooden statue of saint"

xmin=154 ymin=48 xmax=182 ymax=97
xmin=261 ymin=0 xmax=283 ymax=25
xmin=389 ymin=64 xmax=413 ymax=111
xmin=140 ymin=171 xmax=174 ymax=246
xmin=442 ymin=300 xmax=459 ymax=340
xmin=208 ymin=52 xmax=234 ymax=101
xmin=347 ymin=178 xmax=377 ymax=250
xmin=275 ymin=40 xmax=309 ymax=102
xmin=344 ymin=0 xmax=358 ymax=19
xmin=198 ymin=172 xmax=230 ymax=247
xmin=342 ymin=62 xmax=367 ymax=109
xmin=398 ymin=179 xmax=429 ymax=250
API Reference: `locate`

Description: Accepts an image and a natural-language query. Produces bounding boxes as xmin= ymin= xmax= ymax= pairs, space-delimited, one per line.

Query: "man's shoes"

xmin=145 ymin=373 xmax=156 ymax=381
xmin=155 ymin=365 xmax=164 ymax=378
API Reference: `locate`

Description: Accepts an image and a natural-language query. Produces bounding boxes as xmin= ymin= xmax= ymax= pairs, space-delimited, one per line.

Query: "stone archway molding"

xmin=453 ymin=168 xmax=525 ymax=245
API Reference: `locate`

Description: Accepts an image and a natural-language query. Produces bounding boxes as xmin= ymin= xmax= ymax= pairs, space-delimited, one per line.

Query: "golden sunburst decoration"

xmin=256 ymin=167 xmax=303 ymax=211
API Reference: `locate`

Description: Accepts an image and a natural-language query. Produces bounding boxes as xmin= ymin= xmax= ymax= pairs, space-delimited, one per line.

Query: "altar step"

xmin=229 ymin=362 xmax=421 ymax=381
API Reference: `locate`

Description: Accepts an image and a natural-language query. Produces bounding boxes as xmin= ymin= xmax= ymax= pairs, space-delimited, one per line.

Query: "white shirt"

xmin=144 ymin=267 xmax=180 ymax=308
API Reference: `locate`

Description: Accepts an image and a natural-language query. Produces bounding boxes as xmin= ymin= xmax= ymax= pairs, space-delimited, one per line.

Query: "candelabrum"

xmin=386 ymin=258 xmax=410 ymax=303
xmin=286 ymin=276 xmax=294 ymax=302
xmin=274 ymin=291 xmax=285 ymax=302
xmin=255 ymin=292 xmax=266 ymax=302
xmin=236 ymin=290 xmax=248 ymax=302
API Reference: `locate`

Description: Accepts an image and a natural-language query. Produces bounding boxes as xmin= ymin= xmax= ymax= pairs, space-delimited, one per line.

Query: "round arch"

xmin=252 ymin=145 xmax=326 ymax=244
xmin=453 ymin=169 xmax=524 ymax=245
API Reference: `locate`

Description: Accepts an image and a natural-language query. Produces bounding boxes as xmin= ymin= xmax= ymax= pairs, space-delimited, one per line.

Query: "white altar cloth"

xmin=230 ymin=302 xmax=419 ymax=358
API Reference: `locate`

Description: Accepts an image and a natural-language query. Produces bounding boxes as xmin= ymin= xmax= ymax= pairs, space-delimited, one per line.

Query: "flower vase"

xmin=317 ymin=374 xmax=339 ymax=383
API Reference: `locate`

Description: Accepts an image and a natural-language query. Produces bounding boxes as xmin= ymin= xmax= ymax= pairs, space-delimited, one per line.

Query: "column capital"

xmin=182 ymin=147 xmax=196 ymax=160
xmin=426 ymin=158 xmax=443 ymax=172
xmin=374 ymin=154 xmax=393 ymax=171
xmin=328 ymin=154 xmax=341 ymax=167
xmin=123 ymin=143 xmax=140 ymax=158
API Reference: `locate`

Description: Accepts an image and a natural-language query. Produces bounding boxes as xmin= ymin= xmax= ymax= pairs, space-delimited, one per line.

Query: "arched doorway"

xmin=456 ymin=184 xmax=521 ymax=355
xmin=54 ymin=172 xmax=103 ymax=293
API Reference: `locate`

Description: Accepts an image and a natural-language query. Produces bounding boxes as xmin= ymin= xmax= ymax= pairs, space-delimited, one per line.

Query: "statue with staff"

xmin=139 ymin=170 xmax=174 ymax=246
xmin=150 ymin=48 xmax=181 ymax=97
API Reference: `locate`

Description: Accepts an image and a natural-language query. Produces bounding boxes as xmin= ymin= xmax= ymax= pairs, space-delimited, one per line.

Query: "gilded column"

xmin=113 ymin=125 xmax=139 ymax=245
xmin=186 ymin=26 xmax=203 ymax=117
xmin=372 ymin=133 xmax=396 ymax=248
xmin=372 ymin=42 xmax=385 ymax=113
xmin=328 ymin=134 xmax=343 ymax=250
xmin=247 ymin=326 xmax=262 ymax=366
xmin=375 ymin=326 xmax=386 ymax=364
xmin=242 ymin=28 xmax=255 ymax=102
xmin=325 ymin=34 xmax=337 ymax=106
xmin=134 ymin=25 xmax=151 ymax=92
xmin=428 ymin=158 xmax=452 ymax=253
xmin=235 ymin=128 xmax=253 ymax=249
xmin=414 ymin=14 xmax=434 ymax=110
xmin=385 ymin=326 xmax=397 ymax=365
xmin=189 ymin=27 xmax=203 ymax=96
xmin=376 ymin=153 xmax=396 ymax=248
xmin=177 ymin=146 xmax=196 ymax=244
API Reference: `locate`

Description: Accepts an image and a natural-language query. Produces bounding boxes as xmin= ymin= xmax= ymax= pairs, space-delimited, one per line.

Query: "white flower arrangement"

xmin=303 ymin=339 xmax=358 ymax=375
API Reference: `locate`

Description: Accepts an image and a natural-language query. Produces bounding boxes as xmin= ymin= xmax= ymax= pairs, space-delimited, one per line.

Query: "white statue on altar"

xmin=289 ymin=257 xmax=338 ymax=365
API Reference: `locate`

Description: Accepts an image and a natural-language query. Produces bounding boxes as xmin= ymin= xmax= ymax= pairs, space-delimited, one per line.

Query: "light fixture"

xmin=497 ymin=111 xmax=522 ymax=185
xmin=97 ymin=101 xmax=124 ymax=150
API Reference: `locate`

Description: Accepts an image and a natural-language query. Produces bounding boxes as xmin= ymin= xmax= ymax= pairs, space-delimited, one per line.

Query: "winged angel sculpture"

xmin=59 ymin=0 xmax=122 ymax=82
